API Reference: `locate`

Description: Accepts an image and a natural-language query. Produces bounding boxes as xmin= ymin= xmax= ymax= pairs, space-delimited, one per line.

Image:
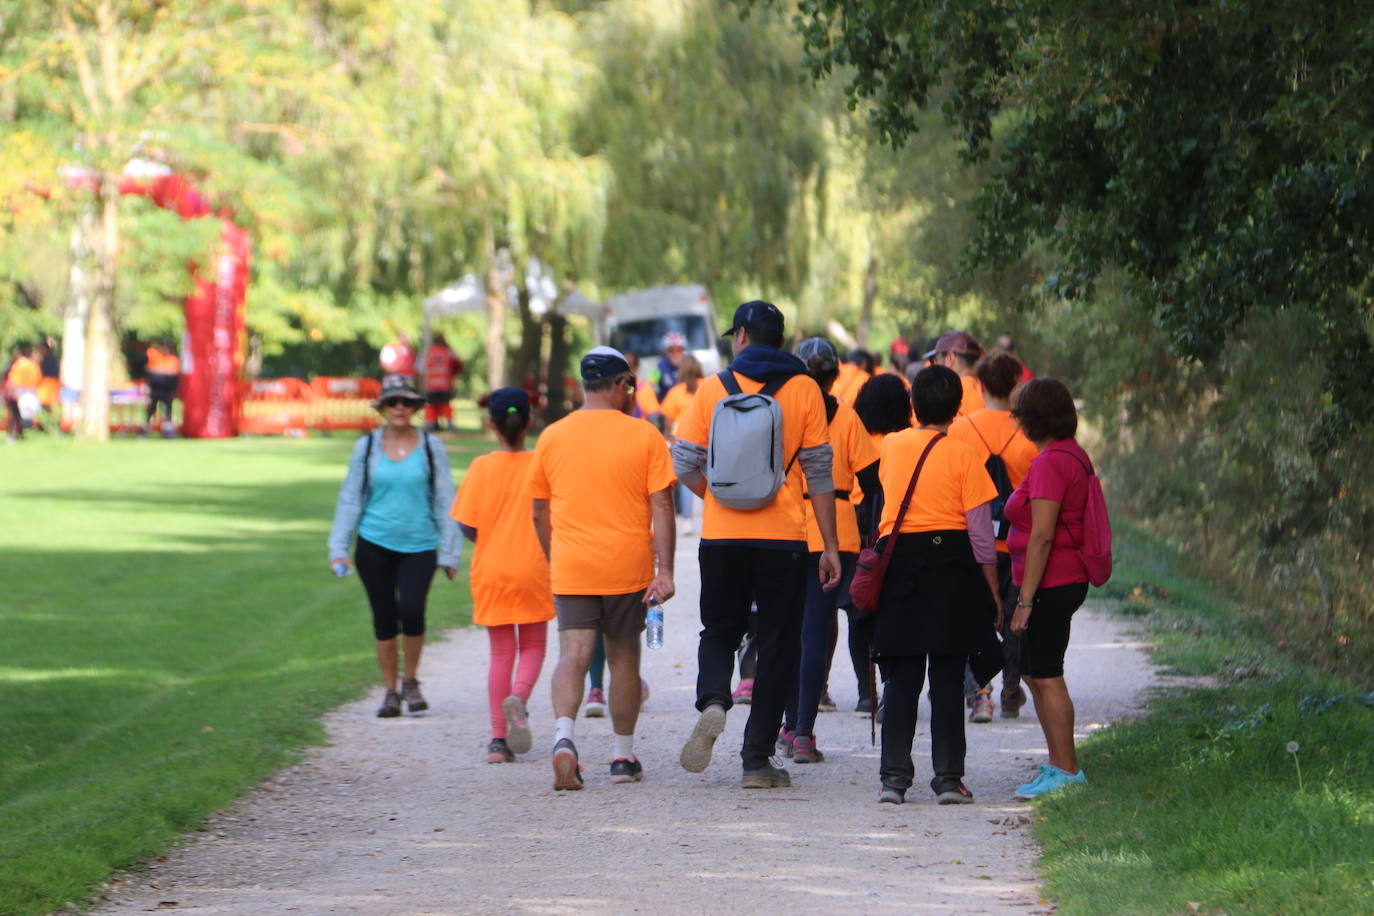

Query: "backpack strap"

xmin=422 ymin=432 xmax=436 ymax=505
xmin=717 ymin=369 xmax=742 ymax=396
xmin=1043 ymin=446 xmax=1093 ymax=549
xmin=1046 ymin=445 xmax=1093 ymax=476
xmin=759 ymin=374 xmax=792 ymax=398
xmin=360 ymin=430 xmax=375 ymax=497
xmin=968 ymin=416 xmax=994 ymax=454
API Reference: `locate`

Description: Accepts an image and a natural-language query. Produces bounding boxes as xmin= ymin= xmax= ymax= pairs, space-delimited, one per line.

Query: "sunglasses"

xmin=381 ymin=397 xmax=418 ymax=409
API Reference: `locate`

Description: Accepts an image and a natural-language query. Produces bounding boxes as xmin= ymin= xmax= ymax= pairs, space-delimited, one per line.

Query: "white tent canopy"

xmin=419 ymin=260 xmax=604 ymax=388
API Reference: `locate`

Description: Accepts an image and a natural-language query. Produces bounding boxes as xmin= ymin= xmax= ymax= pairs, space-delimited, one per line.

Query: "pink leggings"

xmin=487 ymin=622 xmax=548 ymax=738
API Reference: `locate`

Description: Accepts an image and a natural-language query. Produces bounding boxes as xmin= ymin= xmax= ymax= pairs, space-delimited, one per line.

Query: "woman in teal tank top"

xmin=328 ymin=376 xmax=461 ymax=718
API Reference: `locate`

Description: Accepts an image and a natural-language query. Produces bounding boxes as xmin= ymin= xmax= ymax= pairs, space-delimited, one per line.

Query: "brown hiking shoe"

xmin=741 ymin=762 xmax=792 ymax=788
xmin=401 ymin=678 xmax=428 ymax=713
xmin=377 ymin=689 xmax=402 ymax=718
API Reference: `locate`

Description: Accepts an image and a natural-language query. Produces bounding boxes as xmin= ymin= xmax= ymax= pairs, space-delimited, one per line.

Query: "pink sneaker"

xmin=732 ymin=679 xmax=754 ymax=705
xmin=584 ymin=688 xmax=607 ymax=718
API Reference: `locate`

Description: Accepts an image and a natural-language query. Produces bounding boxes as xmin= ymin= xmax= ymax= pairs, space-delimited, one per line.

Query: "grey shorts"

xmin=554 ymin=590 xmax=648 ymax=639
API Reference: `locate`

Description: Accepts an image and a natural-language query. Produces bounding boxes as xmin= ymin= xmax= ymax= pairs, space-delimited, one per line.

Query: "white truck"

xmin=605 ymin=284 xmax=726 ymax=378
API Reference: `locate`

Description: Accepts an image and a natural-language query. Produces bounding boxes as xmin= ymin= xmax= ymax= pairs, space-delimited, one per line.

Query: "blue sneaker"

xmin=1016 ymin=765 xmax=1087 ymax=798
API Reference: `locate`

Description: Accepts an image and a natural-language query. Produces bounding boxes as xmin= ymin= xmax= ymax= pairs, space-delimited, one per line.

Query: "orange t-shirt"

xmin=146 ymin=347 xmax=180 ymax=375
xmin=528 ymin=409 xmax=676 ymax=595
xmin=805 ymin=402 xmax=879 ymax=553
xmin=957 ymin=375 xmax=984 ymax=417
xmin=674 ymin=370 xmax=830 ymax=545
xmin=877 ymin=428 xmax=997 ymax=537
xmin=659 ymin=382 xmax=696 ymax=425
xmin=634 ymin=381 xmax=661 ymax=418
xmin=948 ymin=409 xmax=1038 ymax=551
xmin=833 ymin=363 xmax=870 ymax=404
xmin=451 ymin=450 xmax=554 ymax=626
xmin=6 ymin=356 xmax=40 ymax=389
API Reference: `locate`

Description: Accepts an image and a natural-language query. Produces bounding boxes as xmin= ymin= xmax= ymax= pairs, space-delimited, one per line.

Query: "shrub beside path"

xmin=97 ymin=530 xmax=1159 ymax=915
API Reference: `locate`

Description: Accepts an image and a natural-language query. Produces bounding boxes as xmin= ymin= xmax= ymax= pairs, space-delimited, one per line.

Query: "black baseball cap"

xmin=722 ymin=300 xmax=785 ymax=338
xmin=580 ymin=346 xmax=632 ymax=381
xmin=487 ymin=386 xmax=530 ymax=420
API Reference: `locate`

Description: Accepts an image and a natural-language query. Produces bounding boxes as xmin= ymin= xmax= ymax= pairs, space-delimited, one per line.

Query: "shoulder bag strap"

xmin=879 ymin=432 xmax=945 ymax=560
xmin=1043 ymin=445 xmax=1091 ymax=549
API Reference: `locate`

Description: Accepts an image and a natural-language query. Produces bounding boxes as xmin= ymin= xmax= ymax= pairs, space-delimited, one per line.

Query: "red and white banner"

xmin=181 ymin=222 xmax=249 ymax=438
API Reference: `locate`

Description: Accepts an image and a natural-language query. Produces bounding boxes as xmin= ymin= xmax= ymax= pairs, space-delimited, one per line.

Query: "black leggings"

xmin=354 ymin=537 xmax=437 ymax=641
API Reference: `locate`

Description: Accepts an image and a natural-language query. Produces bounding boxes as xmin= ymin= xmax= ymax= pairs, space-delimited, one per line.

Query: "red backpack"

xmin=1046 ymin=446 xmax=1113 ymax=587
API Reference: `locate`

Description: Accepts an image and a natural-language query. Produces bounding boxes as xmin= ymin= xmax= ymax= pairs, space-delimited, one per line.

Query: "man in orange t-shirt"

xmin=530 ymin=346 xmax=677 ymax=790
xmin=670 ymin=300 xmax=840 ymax=788
xmin=948 ymin=350 xmax=1038 ymax=720
xmin=922 ymin=330 xmax=985 ymax=416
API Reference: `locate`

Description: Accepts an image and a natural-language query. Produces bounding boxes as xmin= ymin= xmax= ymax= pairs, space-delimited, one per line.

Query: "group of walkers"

xmin=3 ymin=340 xmax=59 ymax=443
xmin=328 ymin=300 xmax=1107 ymax=804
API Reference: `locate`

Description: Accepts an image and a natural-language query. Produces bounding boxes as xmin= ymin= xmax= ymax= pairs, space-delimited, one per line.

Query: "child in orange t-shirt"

xmin=451 ymin=388 xmax=554 ymax=763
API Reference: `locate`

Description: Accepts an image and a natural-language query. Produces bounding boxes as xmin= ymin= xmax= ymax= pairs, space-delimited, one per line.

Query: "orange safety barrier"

xmin=240 ymin=377 xmax=312 ymax=436
xmin=308 ymin=377 xmax=381 ymax=433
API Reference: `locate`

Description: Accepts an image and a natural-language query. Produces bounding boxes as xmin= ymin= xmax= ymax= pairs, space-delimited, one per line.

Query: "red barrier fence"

xmin=240 ymin=376 xmax=380 ymax=436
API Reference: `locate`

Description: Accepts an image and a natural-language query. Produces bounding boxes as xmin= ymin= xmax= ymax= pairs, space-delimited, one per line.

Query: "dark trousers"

xmin=354 ymin=536 xmax=437 ymax=640
xmin=879 ymin=653 xmax=966 ymax=794
xmin=697 ymin=544 xmax=805 ymax=769
xmin=785 ymin=552 xmax=856 ymax=735
xmin=964 ymin=552 xmax=1019 ymax=700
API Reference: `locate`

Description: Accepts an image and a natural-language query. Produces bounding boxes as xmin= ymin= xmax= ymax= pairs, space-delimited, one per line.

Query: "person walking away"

xmin=922 ymin=331 xmax=985 ymax=417
xmin=328 ymin=377 xmax=461 ymax=717
xmin=422 ymin=333 xmax=464 ymax=431
xmin=1006 ymin=378 xmax=1096 ymax=797
xmin=659 ymin=354 xmax=705 ymax=535
xmin=846 ymin=373 xmax=915 ymax=713
xmin=870 ymin=366 xmax=1003 ymax=805
xmin=4 ymin=345 xmax=40 ymax=443
xmin=530 ymin=347 xmax=677 ymax=790
xmin=143 ymin=339 xmax=181 ymax=437
xmin=36 ymin=339 xmax=60 ymax=428
xmin=949 ymin=351 xmax=1039 ymax=722
xmin=452 ymin=388 xmax=552 ymax=762
xmin=671 ymin=300 xmax=841 ymax=788
xmin=380 ymin=331 xmax=416 ymax=381
xmin=656 ymin=331 xmax=688 ymax=400
xmin=995 ymin=335 xmax=1035 ymax=382
xmin=624 ymin=352 xmax=664 ymax=429
xmin=833 ymin=349 xmax=872 ymax=404
xmin=780 ymin=338 xmax=879 ymax=763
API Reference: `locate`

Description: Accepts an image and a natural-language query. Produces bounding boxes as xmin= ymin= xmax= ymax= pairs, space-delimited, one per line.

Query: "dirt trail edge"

xmin=97 ymin=531 xmax=1161 ymax=916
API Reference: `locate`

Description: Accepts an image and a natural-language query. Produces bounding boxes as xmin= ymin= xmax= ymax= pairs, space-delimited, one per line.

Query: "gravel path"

xmin=97 ymin=529 xmax=1160 ymax=915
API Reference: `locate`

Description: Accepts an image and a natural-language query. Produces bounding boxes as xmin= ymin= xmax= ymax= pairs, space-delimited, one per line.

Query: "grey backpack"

xmin=707 ymin=370 xmax=799 ymax=510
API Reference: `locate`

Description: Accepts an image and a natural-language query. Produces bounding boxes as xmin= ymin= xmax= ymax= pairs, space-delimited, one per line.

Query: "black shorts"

xmin=1016 ymin=581 xmax=1089 ymax=678
xmin=425 ymin=389 xmax=453 ymax=406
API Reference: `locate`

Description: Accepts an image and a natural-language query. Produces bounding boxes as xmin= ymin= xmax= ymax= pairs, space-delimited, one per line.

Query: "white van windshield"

xmin=609 ymin=315 xmax=712 ymax=356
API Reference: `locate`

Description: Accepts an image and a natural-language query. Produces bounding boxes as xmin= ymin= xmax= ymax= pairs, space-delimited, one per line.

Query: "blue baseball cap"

xmin=723 ymin=300 xmax=785 ymax=338
xmin=487 ymin=386 xmax=530 ymax=420
xmin=580 ymin=346 xmax=632 ymax=381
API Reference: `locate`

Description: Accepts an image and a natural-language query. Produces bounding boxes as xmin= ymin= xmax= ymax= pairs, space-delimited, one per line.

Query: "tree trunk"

xmin=484 ymin=245 xmax=509 ymax=391
xmin=543 ymin=310 xmax=570 ymax=425
xmin=77 ymin=185 xmax=118 ymax=442
xmin=855 ymin=255 xmax=879 ymax=349
xmin=512 ymin=283 xmax=542 ymax=391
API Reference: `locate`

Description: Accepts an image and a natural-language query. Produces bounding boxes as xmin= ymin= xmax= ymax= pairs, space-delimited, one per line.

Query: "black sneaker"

xmin=401 ymin=678 xmax=428 ymax=713
xmin=552 ymin=738 xmax=583 ymax=791
xmin=935 ymin=783 xmax=975 ymax=805
xmin=610 ymin=757 xmax=643 ymax=783
xmin=854 ymin=696 xmax=873 ymax=715
xmin=741 ymin=762 xmax=791 ymax=788
xmin=376 ymin=689 xmax=402 ymax=718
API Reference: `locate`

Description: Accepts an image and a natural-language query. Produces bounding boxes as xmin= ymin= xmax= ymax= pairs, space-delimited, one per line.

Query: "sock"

xmin=554 ymin=716 xmax=575 ymax=745
xmin=613 ymin=732 xmax=635 ymax=760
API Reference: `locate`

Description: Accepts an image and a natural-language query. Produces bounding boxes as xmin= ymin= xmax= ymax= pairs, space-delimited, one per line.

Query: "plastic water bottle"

xmin=645 ymin=601 xmax=664 ymax=650
xmin=332 ymin=561 xmax=351 ymax=577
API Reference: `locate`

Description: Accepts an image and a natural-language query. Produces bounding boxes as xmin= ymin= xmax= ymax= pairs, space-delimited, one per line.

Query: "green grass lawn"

xmin=0 ymin=433 xmax=486 ymax=916
xmin=1036 ymin=523 xmax=1374 ymax=915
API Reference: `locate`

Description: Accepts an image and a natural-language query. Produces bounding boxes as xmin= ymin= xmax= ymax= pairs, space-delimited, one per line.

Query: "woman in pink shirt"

xmin=1004 ymin=378 xmax=1093 ymax=798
